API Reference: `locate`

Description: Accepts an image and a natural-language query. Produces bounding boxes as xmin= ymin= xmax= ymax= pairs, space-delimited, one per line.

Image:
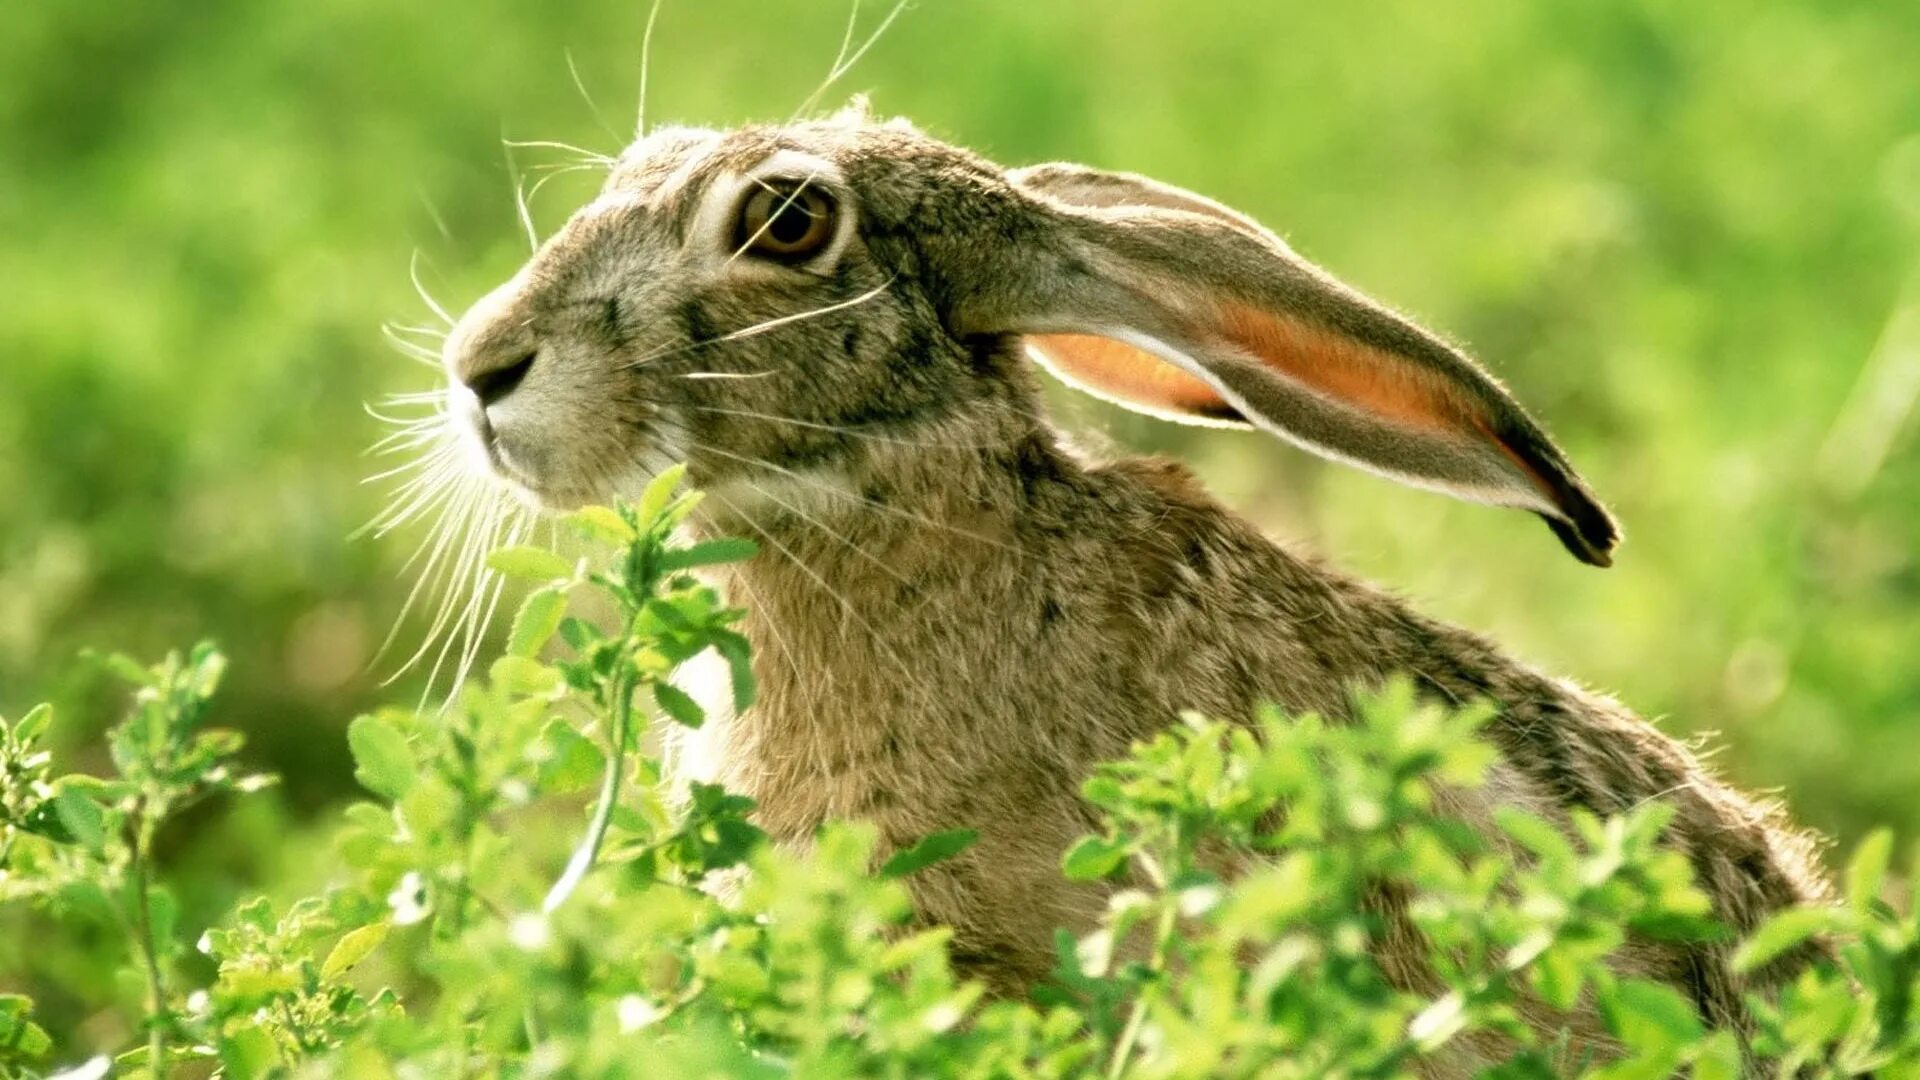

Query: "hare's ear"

xmin=971 ymin=163 xmax=1619 ymax=566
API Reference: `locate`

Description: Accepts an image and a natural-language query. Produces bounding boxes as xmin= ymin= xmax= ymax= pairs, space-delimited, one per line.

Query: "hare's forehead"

xmin=607 ymin=127 xmax=833 ymax=198
xmin=591 ymin=129 xmax=849 ymax=240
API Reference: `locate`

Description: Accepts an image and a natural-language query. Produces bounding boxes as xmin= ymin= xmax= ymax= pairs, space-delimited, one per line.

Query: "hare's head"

xmin=440 ymin=109 xmax=1618 ymax=564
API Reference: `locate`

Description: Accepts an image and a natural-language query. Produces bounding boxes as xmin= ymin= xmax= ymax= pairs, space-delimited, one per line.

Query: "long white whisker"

xmin=504 ymin=143 xmax=540 ymax=254
xmin=564 ymin=49 xmax=624 ymax=145
xmin=382 ymin=323 xmax=444 ymax=368
xmin=361 ymin=446 xmax=457 ymax=487
xmin=735 ymin=476 xmax=915 ymax=589
xmin=667 ymin=401 xmax=1003 ymax=451
xmin=725 ymin=173 xmax=822 ymax=267
xmin=634 ymin=0 xmax=666 ymax=139
xmin=708 ymin=487 xmax=940 ymax=711
xmin=792 ymin=0 xmax=909 ymax=121
xmin=618 ymin=277 xmax=895 ymax=372
xmin=362 ymin=454 xmax=462 ymax=526
xmin=527 ymin=163 xmax=608 ymax=204
xmin=409 ymin=251 xmax=456 ymax=327
xmin=503 ymin=138 xmax=616 ymax=165
xmin=417 ymin=186 xmax=455 ymax=244
xmin=386 ymin=322 xmax=449 ymax=342
xmin=373 ymin=479 xmax=480 ymax=672
xmin=694 ymin=439 xmax=1022 ymax=555
xmin=407 ymin=492 xmax=502 ymax=689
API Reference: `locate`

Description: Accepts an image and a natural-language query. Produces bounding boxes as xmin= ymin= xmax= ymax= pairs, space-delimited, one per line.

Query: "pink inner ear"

xmin=1212 ymin=300 xmax=1583 ymax=519
xmin=1027 ymin=333 xmax=1249 ymax=425
xmin=1212 ymin=300 xmax=1480 ymax=436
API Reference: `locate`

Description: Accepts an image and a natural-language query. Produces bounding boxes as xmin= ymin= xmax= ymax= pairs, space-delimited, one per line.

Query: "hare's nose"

xmin=445 ymin=277 xmax=541 ymax=407
xmin=464 ymin=350 xmax=537 ymax=407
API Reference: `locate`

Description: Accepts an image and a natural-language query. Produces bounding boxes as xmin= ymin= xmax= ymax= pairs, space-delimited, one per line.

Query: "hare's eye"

xmin=735 ymin=181 xmax=836 ymax=261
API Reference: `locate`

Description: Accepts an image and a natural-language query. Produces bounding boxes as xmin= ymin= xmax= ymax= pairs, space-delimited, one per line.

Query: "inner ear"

xmin=1025 ymin=333 xmax=1251 ymax=428
xmin=1210 ymin=301 xmax=1481 ymax=436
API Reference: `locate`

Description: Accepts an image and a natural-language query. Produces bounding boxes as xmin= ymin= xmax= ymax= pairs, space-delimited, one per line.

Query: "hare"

xmin=437 ymin=107 xmax=1832 ymax=1055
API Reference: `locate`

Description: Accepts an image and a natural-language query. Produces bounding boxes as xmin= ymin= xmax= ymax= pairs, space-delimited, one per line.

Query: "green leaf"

xmin=1061 ymin=836 xmax=1129 ymax=881
xmin=715 ymin=631 xmax=757 ymax=713
xmin=657 ymin=537 xmax=759 ymax=573
xmin=652 ymin=682 xmax=706 ymax=729
xmin=508 ymin=586 xmax=569 ymax=658
xmin=1601 ymin=978 xmax=1703 ymax=1051
xmin=1689 ymin=1032 xmax=1744 ymax=1080
xmin=491 ymin=656 xmax=564 ymax=696
xmin=558 ymin=617 xmax=598 ymax=652
xmin=321 ymin=921 xmax=390 ymax=979
xmin=189 ymin=644 xmax=228 ymax=698
xmin=881 ymin=829 xmax=979 ymax=878
xmin=486 ymin=545 xmax=574 ymax=582
xmin=347 ymin=715 xmax=415 ymax=800
xmin=52 ymin=787 xmax=106 ymax=850
xmin=1845 ymin=828 xmax=1893 ymax=913
xmin=0 ymin=1010 xmax=52 ymax=1059
xmin=13 ymin=703 xmax=52 ymax=745
xmin=634 ymin=463 xmax=688 ymax=527
xmin=569 ymin=504 xmax=637 ymax=545
xmin=92 ymin=650 xmax=155 ymax=687
xmin=536 ymin=720 xmax=606 ymax=792
xmin=1495 ymin=807 xmax=1576 ymax=863
xmin=218 ymin=1026 xmax=279 ymax=1080
xmin=1732 ymin=906 xmax=1833 ymax=973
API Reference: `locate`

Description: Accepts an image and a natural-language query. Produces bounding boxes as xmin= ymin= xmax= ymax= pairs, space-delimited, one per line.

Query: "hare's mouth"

xmin=450 ymin=391 xmax=550 ymax=505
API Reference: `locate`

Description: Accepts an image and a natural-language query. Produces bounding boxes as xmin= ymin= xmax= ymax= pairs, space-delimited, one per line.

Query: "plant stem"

xmin=543 ymin=666 xmax=637 ymax=913
xmin=1107 ymin=849 xmax=1180 ymax=1080
xmin=130 ymin=814 xmax=168 ymax=1077
xmin=1106 ymin=897 xmax=1178 ymax=1080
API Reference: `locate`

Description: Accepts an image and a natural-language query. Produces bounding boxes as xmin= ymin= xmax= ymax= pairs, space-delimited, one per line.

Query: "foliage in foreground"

xmin=3 ymin=473 xmax=1920 ymax=1078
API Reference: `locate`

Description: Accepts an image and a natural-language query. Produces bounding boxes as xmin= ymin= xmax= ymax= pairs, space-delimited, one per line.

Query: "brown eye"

xmin=735 ymin=181 xmax=836 ymax=261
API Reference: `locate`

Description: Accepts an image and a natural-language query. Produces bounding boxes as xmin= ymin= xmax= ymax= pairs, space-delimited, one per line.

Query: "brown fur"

xmin=438 ymin=108 xmax=1833 ymax=1064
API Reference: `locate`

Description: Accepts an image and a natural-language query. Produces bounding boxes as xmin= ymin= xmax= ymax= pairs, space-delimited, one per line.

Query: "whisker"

xmin=430 ymin=501 xmax=528 ymax=701
xmin=504 ymin=143 xmax=540 ymax=253
xmin=405 ymin=491 xmax=503 ymax=687
xmin=675 ymin=371 xmax=775 ymax=381
xmin=564 ymin=49 xmax=625 ymax=146
xmin=382 ymin=324 xmax=443 ymax=368
xmin=373 ymin=479 xmax=482 ymax=673
xmin=503 ymin=138 xmax=616 ymax=165
xmin=725 ymin=173 xmax=822 ymax=267
xmin=634 ymin=0 xmax=666 ymax=139
xmin=379 ymin=388 xmax=450 ymax=405
xmin=726 ymin=569 xmax=813 ymax=718
xmin=688 ymin=438 xmax=1023 ymax=555
xmin=409 ymin=251 xmax=456 ymax=327
xmin=364 ymin=426 xmax=447 ymax=457
xmin=416 ymin=186 xmax=455 ymax=244
xmin=706 ymin=487 xmax=937 ymax=708
xmin=527 ymin=162 xmax=608 ymax=204
xmin=386 ymin=321 xmax=450 ymax=342
xmin=617 ymin=277 xmax=895 ymax=372
xmin=792 ymin=0 xmax=910 ymax=121
xmin=362 ymin=446 xmax=457 ymax=487
xmin=664 ymin=401 xmax=1005 ymax=451
xmin=363 ymin=400 xmax=447 ymax=427
xmin=360 ymin=464 xmax=461 ymax=542
xmin=736 ymin=475 xmax=915 ymax=588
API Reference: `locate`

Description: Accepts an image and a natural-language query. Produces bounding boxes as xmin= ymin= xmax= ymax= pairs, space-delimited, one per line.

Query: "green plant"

xmin=4 ymin=475 xmax=1920 ymax=1078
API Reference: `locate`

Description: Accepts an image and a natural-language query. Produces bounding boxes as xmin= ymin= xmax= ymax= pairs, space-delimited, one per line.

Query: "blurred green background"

xmin=3 ymin=0 xmax=1919 ymax=1006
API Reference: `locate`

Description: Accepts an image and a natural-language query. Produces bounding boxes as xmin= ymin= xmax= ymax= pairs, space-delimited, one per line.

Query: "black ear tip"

xmin=1541 ymin=506 xmax=1620 ymax=568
